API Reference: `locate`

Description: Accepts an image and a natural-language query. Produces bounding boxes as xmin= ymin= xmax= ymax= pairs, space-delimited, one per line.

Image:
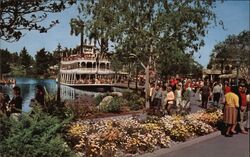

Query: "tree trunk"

xmin=145 ymin=64 xmax=150 ymax=109
xmin=135 ymin=64 xmax=138 ymax=92
xmin=0 ymin=54 xmax=2 ymax=80
xmin=128 ymin=63 xmax=131 ymax=89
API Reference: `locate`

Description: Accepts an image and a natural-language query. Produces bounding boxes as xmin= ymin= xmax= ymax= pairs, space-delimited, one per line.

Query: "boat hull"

xmin=60 ymin=82 xmax=113 ymax=92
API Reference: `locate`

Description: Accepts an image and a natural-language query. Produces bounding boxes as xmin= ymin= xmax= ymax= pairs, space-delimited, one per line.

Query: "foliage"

xmin=122 ymin=90 xmax=145 ymax=111
xmin=70 ymin=18 xmax=85 ymax=53
xmin=75 ymin=0 xmax=221 ymax=76
xmin=43 ymin=94 xmax=73 ymax=120
xmin=19 ymin=47 xmax=33 ymax=69
xmin=128 ymin=95 xmax=145 ymax=111
xmin=98 ymin=96 xmax=123 ymax=113
xmin=35 ymin=48 xmax=54 ymax=76
xmin=207 ymin=31 xmax=250 ymax=82
xmin=0 ymin=47 xmax=59 ymax=78
xmin=158 ymin=51 xmax=203 ymax=77
xmin=65 ymin=95 xmax=98 ymax=120
xmin=94 ymin=94 xmax=107 ymax=106
xmin=10 ymin=64 xmax=26 ymax=76
xmin=110 ymin=54 xmax=124 ymax=75
xmin=107 ymin=97 xmax=123 ymax=113
xmin=0 ymin=0 xmax=76 ymax=42
xmin=0 ymin=107 xmax=75 ymax=157
xmin=0 ymin=49 xmax=12 ymax=75
xmin=0 ymin=47 xmax=35 ymax=77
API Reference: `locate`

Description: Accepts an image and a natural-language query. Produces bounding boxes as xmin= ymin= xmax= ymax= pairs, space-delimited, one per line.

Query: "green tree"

xmin=0 ymin=0 xmax=76 ymax=42
xmin=110 ymin=54 xmax=124 ymax=83
xmin=208 ymin=31 xmax=250 ymax=82
xmin=35 ymin=48 xmax=51 ymax=76
xmin=19 ymin=47 xmax=33 ymax=69
xmin=70 ymin=18 xmax=85 ymax=53
xmin=0 ymin=107 xmax=74 ymax=157
xmin=0 ymin=49 xmax=12 ymax=78
xmin=76 ymin=0 xmax=221 ymax=108
xmin=52 ymin=43 xmax=63 ymax=66
xmin=11 ymin=52 xmax=19 ymax=65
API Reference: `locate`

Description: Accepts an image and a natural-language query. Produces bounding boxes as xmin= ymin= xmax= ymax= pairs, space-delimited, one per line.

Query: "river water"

xmin=0 ymin=77 xmax=100 ymax=112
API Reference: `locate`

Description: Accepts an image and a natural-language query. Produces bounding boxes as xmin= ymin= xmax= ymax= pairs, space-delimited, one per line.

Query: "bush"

xmin=43 ymin=94 xmax=73 ymax=120
xmin=0 ymin=107 xmax=75 ymax=157
xmin=65 ymin=95 xmax=98 ymax=120
xmin=99 ymin=97 xmax=123 ymax=113
xmin=107 ymin=97 xmax=123 ymax=113
xmin=94 ymin=94 xmax=104 ymax=106
xmin=122 ymin=90 xmax=134 ymax=100
xmin=127 ymin=94 xmax=145 ymax=111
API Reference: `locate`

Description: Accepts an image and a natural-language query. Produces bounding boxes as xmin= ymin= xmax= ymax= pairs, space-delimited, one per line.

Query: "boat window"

xmin=100 ymin=63 xmax=105 ymax=69
xmin=87 ymin=62 xmax=92 ymax=68
xmin=81 ymin=62 xmax=86 ymax=68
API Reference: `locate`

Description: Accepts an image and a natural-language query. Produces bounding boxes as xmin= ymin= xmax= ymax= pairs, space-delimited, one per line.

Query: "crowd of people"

xmin=0 ymin=85 xmax=46 ymax=120
xmin=148 ymin=76 xmax=250 ymax=137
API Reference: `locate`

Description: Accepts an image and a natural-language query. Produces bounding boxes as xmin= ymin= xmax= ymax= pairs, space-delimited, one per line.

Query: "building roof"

xmin=202 ymin=69 xmax=221 ymax=75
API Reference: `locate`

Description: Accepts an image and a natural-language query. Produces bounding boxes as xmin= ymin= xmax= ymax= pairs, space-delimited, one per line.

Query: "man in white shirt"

xmin=213 ymin=82 xmax=222 ymax=106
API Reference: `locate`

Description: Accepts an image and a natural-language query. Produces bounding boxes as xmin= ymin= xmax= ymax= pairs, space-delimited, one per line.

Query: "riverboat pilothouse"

xmin=59 ymin=44 xmax=128 ymax=91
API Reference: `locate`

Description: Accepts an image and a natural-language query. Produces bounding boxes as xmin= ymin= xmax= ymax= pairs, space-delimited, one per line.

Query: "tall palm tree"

xmin=70 ymin=18 xmax=85 ymax=54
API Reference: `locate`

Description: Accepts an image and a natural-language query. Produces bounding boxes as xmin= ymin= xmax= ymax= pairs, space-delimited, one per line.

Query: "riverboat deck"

xmin=60 ymin=82 xmax=144 ymax=92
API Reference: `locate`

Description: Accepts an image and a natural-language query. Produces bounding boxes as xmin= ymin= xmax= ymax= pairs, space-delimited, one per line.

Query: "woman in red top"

xmin=239 ymin=85 xmax=248 ymax=134
xmin=224 ymin=81 xmax=231 ymax=94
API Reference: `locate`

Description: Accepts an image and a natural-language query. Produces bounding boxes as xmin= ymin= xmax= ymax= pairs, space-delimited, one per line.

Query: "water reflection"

xmin=0 ymin=77 xmax=100 ymax=112
xmin=60 ymin=85 xmax=99 ymax=101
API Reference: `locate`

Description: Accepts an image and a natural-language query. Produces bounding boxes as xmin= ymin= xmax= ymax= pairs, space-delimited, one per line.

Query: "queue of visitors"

xmin=148 ymin=76 xmax=249 ymax=137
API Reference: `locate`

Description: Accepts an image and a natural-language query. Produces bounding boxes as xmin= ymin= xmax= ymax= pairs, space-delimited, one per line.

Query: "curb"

xmin=138 ymin=131 xmax=221 ymax=157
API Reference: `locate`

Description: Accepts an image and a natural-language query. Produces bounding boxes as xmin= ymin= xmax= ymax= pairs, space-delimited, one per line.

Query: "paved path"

xmin=158 ymin=133 xmax=249 ymax=157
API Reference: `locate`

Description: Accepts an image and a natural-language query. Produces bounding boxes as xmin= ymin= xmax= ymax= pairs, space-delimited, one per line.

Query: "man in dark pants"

xmin=200 ymin=82 xmax=210 ymax=109
xmin=213 ymin=82 xmax=222 ymax=107
xmin=151 ymin=84 xmax=162 ymax=114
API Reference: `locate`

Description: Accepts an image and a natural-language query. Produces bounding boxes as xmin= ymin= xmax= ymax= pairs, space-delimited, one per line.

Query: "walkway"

xmin=157 ymin=133 xmax=249 ymax=157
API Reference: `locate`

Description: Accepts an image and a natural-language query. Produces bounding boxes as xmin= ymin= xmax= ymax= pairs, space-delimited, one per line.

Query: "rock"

xmin=111 ymin=92 xmax=123 ymax=97
xmin=99 ymin=96 xmax=113 ymax=107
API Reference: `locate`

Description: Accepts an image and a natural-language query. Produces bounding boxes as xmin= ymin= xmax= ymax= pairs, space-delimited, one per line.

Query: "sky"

xmin=1 ymin=1 xmax=249 ymax=67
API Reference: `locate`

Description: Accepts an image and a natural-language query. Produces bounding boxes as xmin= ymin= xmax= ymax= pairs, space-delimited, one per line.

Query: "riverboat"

xmin=0 ymin=78 xmax=16 ymax=86
xmin=59 ymin=44 xmax=128 ymax=91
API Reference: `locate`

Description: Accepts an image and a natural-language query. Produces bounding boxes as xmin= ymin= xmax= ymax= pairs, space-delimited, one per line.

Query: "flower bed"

xmin=65 ymin=109 xmax=223 ymax=157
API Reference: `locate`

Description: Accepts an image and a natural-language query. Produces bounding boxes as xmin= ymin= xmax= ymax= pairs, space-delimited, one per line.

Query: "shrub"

xmin=99 ymin=97 xmax=123 ymax=113
xmin=122 ymin=90 xmax=134 ymax=100
xmin=0 ymin=107 xmax=75 ymax=157
xmin=107 ymin=97 xmax=123 ymax=113
xmin=65 ymin=95 xmax=98 ymax=120
xmin=94 ymin=93 xmax=111 ymax=106
xmin=43 ymin=94 xmax=73 ymax=120
xmin=94 ymin=94 xmax=104 ymax=106
xmin=127 ymin=94 xmax=145 ymax=111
